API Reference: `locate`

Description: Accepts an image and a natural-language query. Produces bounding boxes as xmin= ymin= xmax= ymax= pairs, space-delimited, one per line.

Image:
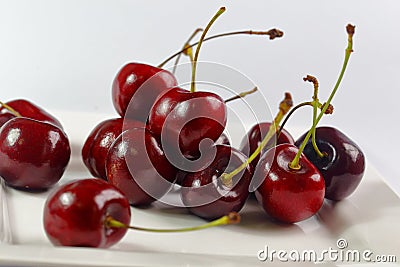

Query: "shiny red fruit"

xmin=106 ymin=128 xmax=177 ymax=206
xmin=112 ymin=63 xmax=177 ymax=122
xmin=180 ymin=145 xmax=252 ymax=220
xmin=82 ymin=118 xmax=145 ymax=180
xmin=43 ymin=179 xmax=131 ymax=248
xmin=295 ymin=126 xmax=365 ymax=201
xmin=0 ymin=117 xmax=70 ymax=190
xmin=148 ymin=87 xmax=227 ymax=157
xmin=239 ymin=122 xmax=294 ymax=169
xmin=254 ymin=144 xmax=325 ymax=223
xmin=0 ymin=99 xmax=63 ymax=129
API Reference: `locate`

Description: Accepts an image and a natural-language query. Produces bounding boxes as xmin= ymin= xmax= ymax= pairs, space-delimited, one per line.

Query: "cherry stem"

xmin=157 ymin=29 xmax=284 ymax=69
xmin=221 ymin=93 xmax=293 ymax=186
xmin=224 ymin=87 xmax=258 ymax=103
xmin=172 ymin=28 xmax=204 ymax=75
xmin=191 ymin=7 xmax=226 ymax=93
xmin=0 ymin=101 xmax=21 ymax=117
xmin=289 ymin=24 xmax=355 ymax=170
xmin=303 ymin=75 xmax=325 ymax=158
xmin=105 ymin=212 xmax=240 ymax=233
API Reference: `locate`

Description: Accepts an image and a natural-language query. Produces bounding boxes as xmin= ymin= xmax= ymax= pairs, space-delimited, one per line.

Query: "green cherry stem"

xmin=224 ymin=87 xmax=258 ymax=103
xmin=303 ymin=75 xmax=325 ymax=158
xmin=289 ymin=24 xmax=355 ymax=170
xmin=221 ymin=93 xmax=293 ymax=186
xmin=172 ymin=28 xmax=204 ymax=75
xmin=0 ymin=101 xmax=21 ymax=117
xmin=105 ymin=212 xmax=240 ymax=233
xmin=157 ymin=28 xmax=284 ymax=69
xmin=191 ymin=7 xmax=226 ymax=93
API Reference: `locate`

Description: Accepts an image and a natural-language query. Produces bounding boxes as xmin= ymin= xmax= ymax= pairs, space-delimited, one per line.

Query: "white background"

xmin=1 ymin=1 xmax=399 ymax=193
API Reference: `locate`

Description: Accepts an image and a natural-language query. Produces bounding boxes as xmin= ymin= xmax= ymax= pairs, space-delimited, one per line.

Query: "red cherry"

xmin=112 ymin=63 xmax=177 ymax=122
xmin=254 ymin=144 xmax=325 ymax=223
xmin=0 ymin=112 xmax=15 ymax=128
xmin=0 ymin=99 xmax=63 ymax=129
xmin=82 ymin=118 xmax=145 ymax=180
xmin=106 ymin=128 xmax=177 ymax=206
xmin=148 ymin=87 xmax=227 ymax=157
xmin=180 ymin=145 xmax=252 ymax=220
xmin=43 ymin=179 xmax=131 ymax=248
xmin=239 ymin=122 xmax=294 ymax=169
xmin=0 ymin=117 xmax=70 ymax=190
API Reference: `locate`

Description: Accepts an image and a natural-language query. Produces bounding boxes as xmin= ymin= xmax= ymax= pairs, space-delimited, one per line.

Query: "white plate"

xmin=0 ymin=111 xmax=399 ymax=267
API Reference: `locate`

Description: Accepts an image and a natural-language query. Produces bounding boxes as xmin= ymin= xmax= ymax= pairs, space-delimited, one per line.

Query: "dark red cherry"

xmin=239 ymin=122 xmax=294 ymax=169
xmin=180 ymin=145 xmax=252 ymax=220
xmin=43 ymin=179 xmax=131 ymax=248
xmin=106 ymin=128 xmax=177 ymax=206
xmin=215 ymin=133 xmax=230 ymax=146
xmin=294 ymin=126 xmax=365 ymax=201
xmin=0 ymin=112 xmax=15 ymax=128
xmin=148 ymin=87 xmax=227 ymax=157
xmin=0 ymin=117 xmax=70 ymax=190
xmin=82 ymin=118 xmax=145 ymax=180
xmin=0 ymin=99 xmax=63 ymax=129
xmin=112 ymin=63 xmax=177 ymax=122
xmin=254 ymin=144 xmax=325 ymax=223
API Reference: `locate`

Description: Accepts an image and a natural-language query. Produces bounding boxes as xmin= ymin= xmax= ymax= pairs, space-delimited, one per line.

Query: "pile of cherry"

xmin=0 ymin=8 xmax=365 ymax=249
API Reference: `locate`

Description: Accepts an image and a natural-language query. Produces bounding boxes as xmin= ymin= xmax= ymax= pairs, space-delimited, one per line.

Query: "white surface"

xmin=0 ymin=111 xmax=399 ymax=266
xmin=0 ymin=0 xmax=400 ymax=194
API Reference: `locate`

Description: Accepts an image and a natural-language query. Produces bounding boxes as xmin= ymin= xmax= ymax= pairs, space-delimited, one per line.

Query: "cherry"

xmin=106 ymin=127 xmax=177 ymax=206
xmin=0 ymin=112 xmax=15 ymax=128
xmin=239 ymin=122 xmax=294 ymax=169
xmin=82 ymin=118 xmax=145 ymax=180
xmin=43 ymin=179 xmax=131 ymax=248
xmin=43 ymin=178 xmax=240 ymax=248
xmin=180 ymin=145 xmax=252 ymax=220
xmin=216 ymin=133 xmax=230 ymax=146
xmin=0 ymin=117 xmax=70 ymax=190
xmin=0 ymin=99 xmax=63 ymax=129
xmin=254 ymin=144 xmax=325 ymax=223
xmin=148 ymin=87 xmax=227 ymax=157
xmin=112 ymin=63 xmax=177 ymax=122
xmin=295 ymin=127 xmax=365 ymax=201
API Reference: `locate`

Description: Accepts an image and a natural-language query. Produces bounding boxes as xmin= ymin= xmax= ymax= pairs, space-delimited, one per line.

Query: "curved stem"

xmin=157 ymin=28 xmax=283 ymax=68
xmin=191 ymin=7 xmax=226 ymax=93
xmin=172 ymin=28 xmax=203 ymax=75
xmin=289 ymin=24 xmax=355 ymax=170
xmin=105 ymin=212 xmax=240 ymax=233
xmin=221 ymin=93 xmax=293 ymax=185
xmin=0 ymin=101 xmax=21 ymax=117
xmin=224 ymin=87 xmax=258 ymax=103
xmin=276 ymin=101 xmax=312 ymax=139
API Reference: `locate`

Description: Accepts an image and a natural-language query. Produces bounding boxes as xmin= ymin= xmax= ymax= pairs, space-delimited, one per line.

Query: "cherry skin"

xmin=0 ymin=99 xmax=63 ymax=129
xmin=294 ymin=126 xmax=365 ymax=201
xmin=148 ymin=87 xmax=227 ymax=157
xmin=82 ymin=118 xmax=145 ymax=180
xmin=106 ymin=128 xmax=177 ymax=206
xmin=0 ymin=112 xmax=15 ymax=128
xmin=215 ymin=133 xmax=230 ymax=146
xmin=0 ymin=117 xmax=70 ymax=190
xmin=112 ymin=63 xmax=177 ymax=122
xmin=239 ymin=122 xmax=294 ymax=170
xmin=180 ymin=145 xmax=252 ymax=220
xmin=254 ymin=144 xmax=325 ymax=223
xmin=43 ymin=178 xmax=131 ymax=248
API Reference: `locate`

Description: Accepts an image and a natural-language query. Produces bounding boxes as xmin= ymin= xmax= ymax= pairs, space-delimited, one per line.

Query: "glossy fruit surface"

xmin=254 ymin=144 xmax=325 ymax=223
xmin=112 ymin=63 xmax=177 ymax=122
xmin=239 ymin=122 xmax=294 ymax=169
xmin=0 ymin=99 xmax=63 ymax=129
xmin=0 ymin=113 xmax=15 ymax=128
xmin=43 ymin=179 xmax=131 ymax=248
xmin=82 ymin=118 xmax=145 ymax=180
xmin=0 ymin=117 xmax=70 ymax=190
xmin=294 ymin=126 xmax=365 ymax=201
xmin=180 ymin=145 xmax=252 ymax=220
xmin=148 ymin=87 xmax=227 ymax=157
xmin=106 ymin=128 xmax=177 ymax=206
